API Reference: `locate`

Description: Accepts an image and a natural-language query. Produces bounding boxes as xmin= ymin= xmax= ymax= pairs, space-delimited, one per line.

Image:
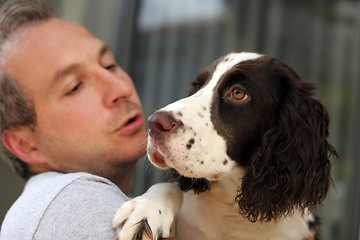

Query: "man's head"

xmin=0 ymin=0 xmax=147 ymax=185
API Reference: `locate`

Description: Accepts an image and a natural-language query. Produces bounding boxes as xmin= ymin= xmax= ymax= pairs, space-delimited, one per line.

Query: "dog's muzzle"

xmin=148 ymin=111 xmax=180 ymax=140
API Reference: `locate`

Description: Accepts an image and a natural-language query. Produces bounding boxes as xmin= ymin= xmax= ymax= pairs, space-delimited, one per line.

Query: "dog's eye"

xmin=189 ymin=81 xmax=202 ymax=96
xmin=231 ymin=87 xmax=249 ymax=101
xmin=191 ymin=82 xmax=200 ymax=89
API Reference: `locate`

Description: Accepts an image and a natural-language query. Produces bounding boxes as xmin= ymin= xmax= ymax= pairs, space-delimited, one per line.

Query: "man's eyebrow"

xmin=52 ymin=63 xmax=81 ymax=86
xmin=51 ymin=44 xmax=112 ymax=86
xmin=99 ymin=44 xmax=112 ymax=58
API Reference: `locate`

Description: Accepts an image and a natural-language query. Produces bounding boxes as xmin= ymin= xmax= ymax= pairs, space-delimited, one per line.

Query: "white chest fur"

xmin=176 ymin=168 xmax=312 ymax=240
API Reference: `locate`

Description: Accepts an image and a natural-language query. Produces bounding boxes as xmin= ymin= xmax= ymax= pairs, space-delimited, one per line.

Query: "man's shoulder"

xmin=1 ymin=172 xmax=128 ymax=240
xmin=28 ymin=171 xmax=118 ymax=190
xmin=21 ymin=171 xmax=128 ymax=209
xmin=36 ymin=171 xmax=129 ymax=209
xmin=29 ymin=171 xmax=127 ymax=198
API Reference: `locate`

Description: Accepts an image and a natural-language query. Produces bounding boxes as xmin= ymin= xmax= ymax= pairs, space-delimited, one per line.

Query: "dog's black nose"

xmin=148 ymin=111 xmax=178 ymax=137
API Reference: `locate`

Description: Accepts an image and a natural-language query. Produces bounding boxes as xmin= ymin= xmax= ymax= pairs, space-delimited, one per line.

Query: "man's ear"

xmin=1 ymin=128 xmax=46 ymax=164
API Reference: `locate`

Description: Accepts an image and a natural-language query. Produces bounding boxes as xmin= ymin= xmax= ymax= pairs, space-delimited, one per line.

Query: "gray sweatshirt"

xmin=0 ymin=171 xmax=128 ymax=240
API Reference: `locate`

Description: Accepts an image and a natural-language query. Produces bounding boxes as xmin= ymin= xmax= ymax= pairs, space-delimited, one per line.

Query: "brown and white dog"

xmin=113 ymin=52 xmax=338 ymax=240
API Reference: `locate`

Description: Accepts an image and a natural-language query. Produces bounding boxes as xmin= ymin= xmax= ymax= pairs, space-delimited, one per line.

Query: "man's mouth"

xmin=125 ymin=117 xmax=136 ymax=126
xmin=115 ymin=114 xmax=144 ymax=135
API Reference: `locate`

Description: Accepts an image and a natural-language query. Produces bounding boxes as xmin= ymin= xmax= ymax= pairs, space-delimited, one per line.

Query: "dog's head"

xmin=147 ymin=52 xmax=338 ymax=222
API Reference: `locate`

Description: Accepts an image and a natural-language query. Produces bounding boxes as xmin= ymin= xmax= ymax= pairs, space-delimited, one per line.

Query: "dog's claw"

xmin=113 ymin=183 xmax=183 ymax=240
xmin=132 ymin=218 xmax=152 ymax=240
xmin=131 ymin=218 xmax=175 ymax=240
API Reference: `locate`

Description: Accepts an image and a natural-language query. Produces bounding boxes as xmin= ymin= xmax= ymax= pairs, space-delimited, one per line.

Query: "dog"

xmin=113 ymin=52 xmax=338 ymax=240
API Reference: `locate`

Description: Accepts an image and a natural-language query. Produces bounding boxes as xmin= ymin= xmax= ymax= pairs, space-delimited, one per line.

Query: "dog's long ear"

xmin=237 ymin=65 xmax=338 ymax=222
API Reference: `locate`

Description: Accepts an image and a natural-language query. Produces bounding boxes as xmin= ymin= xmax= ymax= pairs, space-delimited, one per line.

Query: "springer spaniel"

xmin=113 ymin=52 xmax=338 ymax=240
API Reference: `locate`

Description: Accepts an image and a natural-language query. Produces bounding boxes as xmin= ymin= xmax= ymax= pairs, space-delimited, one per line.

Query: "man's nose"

xmin=147 ymin=111 xmax=179 ymax=139
xmin=100 ymin=69 xmax=133 ymax=108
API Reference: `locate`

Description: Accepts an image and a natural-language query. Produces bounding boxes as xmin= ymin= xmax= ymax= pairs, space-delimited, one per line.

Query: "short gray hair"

xmin=0 ymin=0 xmax=56 ymax=179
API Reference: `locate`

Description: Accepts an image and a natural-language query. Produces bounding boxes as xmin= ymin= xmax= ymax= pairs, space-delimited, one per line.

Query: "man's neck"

xmin=105 ymin=162 xmax=137 ymax=196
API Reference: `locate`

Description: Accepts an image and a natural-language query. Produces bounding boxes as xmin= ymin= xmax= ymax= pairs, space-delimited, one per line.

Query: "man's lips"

xmin=114 ymin=114 xmax=144 ymax=135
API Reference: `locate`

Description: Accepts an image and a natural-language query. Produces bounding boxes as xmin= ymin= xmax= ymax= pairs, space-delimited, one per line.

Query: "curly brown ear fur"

xmin=237 ymin=63 xmax=338 ymax=222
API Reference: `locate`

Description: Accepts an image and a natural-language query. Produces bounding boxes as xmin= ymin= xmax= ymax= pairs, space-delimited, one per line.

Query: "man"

xmin=0 ymin=0 xmax=148 ymax=239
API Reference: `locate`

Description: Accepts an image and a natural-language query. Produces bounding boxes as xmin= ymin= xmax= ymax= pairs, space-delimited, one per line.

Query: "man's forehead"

xmin=0 ymin=25 xmax=28 ymax=67
xmin=12 ymin=19 xmax=94 ymax=51
xmin=2 ymin=19 xmax=102 ymax=80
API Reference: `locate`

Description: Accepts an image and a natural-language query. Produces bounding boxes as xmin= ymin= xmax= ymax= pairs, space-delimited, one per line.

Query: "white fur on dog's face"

xmin=147 ymin=52 xmax=261 ymax=180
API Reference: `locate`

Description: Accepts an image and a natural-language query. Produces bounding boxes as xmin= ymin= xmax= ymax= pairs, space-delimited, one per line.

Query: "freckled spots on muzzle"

xmin=186 ymin=138 xmax=195 ymax=149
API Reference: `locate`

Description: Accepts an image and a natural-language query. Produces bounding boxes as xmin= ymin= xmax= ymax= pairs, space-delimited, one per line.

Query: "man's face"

xmin=2 ymin=19 xmax=147 ymax=175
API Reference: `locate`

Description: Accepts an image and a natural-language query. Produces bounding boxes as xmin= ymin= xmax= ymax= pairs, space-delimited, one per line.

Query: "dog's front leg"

xmin=113 ymin=183 xmax=183 ymax=240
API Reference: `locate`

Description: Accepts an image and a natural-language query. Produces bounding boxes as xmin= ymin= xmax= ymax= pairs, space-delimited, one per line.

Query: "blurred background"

xmin=1 ymin=0 xmax=359 ymax=239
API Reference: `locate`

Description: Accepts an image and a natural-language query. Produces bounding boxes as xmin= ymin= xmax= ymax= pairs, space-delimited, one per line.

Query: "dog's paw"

xmin=113 ymin=183 xmax=183 ymax=240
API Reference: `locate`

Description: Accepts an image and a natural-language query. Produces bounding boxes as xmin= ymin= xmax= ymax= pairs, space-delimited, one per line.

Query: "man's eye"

xmin=65 ymin=83 xmax=82 ymax=96
xmin=105 ymin=64 xmax=117 ymax=70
